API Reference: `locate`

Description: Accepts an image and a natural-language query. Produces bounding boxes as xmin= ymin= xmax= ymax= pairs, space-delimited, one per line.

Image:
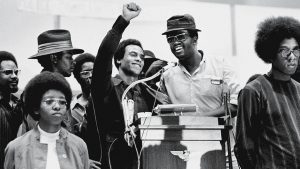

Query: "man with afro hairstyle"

xmin=72 ymin=53 xmax=101 ymax=169
xmin=234 ymin=16 xmax=300 ymax=169
xmin=72 ymin=53 xmax=95 ymax=134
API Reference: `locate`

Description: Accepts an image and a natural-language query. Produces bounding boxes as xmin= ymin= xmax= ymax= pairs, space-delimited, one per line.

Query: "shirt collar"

xmin=177 ymin=50 xmax=206 ymax=76
xmin=0 ymin=94 xmax=19 ymax=106
xmin=33 ymin=124 xmax=68 ymax=140
xmin=70 ymin=93 xmax=83 ymax=110
xmin=112 ymin=74 xmax=123 ymax=85
xmin=112 ymin=74 xmax=142 ymax=92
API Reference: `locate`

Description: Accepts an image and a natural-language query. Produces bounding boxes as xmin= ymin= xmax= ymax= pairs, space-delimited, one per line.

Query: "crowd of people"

xmin=1 ymin=2 xmax=300 ymax=169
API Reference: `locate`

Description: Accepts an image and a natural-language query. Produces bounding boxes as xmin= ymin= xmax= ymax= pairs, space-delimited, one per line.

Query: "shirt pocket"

xmin=197 ymin=76 xmax=223 ymax=98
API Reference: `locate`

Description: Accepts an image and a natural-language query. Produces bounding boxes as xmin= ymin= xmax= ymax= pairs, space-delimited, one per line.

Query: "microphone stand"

xmin=223 ymin=89 xmax=233 ymax=169
xmin=121 ymin=69 xmax=163 ymax=145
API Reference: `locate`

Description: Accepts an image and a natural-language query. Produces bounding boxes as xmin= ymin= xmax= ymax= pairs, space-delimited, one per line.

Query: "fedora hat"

xmin=29 ymin=29 xmax=84 ymax=59
xmin=162 ymin=14 xmax=201 ymax=35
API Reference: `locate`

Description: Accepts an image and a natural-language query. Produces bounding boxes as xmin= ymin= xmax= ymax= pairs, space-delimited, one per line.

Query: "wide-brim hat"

xmin=29 ymin=29 xmax=84 ymax=59
xmin=162 ymin=14 xmax=201 ymax=35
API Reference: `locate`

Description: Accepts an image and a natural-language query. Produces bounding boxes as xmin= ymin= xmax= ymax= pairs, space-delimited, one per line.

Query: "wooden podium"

xmin=138 ymin=115 xmax=226 ymax=169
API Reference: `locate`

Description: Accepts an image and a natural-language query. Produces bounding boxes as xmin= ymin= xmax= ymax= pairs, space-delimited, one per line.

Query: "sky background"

xmin=1 ymin=0 xmax=300 ymax=92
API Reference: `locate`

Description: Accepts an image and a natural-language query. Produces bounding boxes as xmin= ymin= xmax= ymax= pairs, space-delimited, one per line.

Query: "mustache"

xmin=83 ymin=78 xmax=91 ymax=85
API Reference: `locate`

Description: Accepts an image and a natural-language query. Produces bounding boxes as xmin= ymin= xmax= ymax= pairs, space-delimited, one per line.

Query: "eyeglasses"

xmin=80 ymin=70 xmax=93 ymax=78
xmin=0 ymin=69 xmax=21 ymax=76
xmin=278 ymin=48 xmax=300 ymax=58
xmin=42 ymin=98 xmax=67 ymax=108
xmin=167 ymin=33 xmax=188 ymax=44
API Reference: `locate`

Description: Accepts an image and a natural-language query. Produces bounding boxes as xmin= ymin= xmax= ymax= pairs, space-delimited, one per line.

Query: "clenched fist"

xmin=122 ymin=2 xmax=141 ymax=22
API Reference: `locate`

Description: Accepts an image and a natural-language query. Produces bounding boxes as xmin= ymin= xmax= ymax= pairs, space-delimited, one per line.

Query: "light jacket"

xmin=4 ymin=126 xmax=89 ymax=169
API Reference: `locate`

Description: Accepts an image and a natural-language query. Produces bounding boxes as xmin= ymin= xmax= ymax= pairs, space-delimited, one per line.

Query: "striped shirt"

xmin=234 ymin=75 xmax=300 ymax=169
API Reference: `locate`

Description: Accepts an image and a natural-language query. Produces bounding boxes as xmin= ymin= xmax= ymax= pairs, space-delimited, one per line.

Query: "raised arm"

xmin=91 ymin=2 xmax=141 ymax=97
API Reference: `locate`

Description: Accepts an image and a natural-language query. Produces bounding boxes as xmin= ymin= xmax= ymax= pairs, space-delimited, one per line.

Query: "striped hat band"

xmin=38 ymin=40 xmax=72 ymax=53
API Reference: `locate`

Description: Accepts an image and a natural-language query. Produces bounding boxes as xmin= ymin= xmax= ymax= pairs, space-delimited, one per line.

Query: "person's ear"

xmin=50 ymin=54 xmax=58 ymax=64
xmin=193 ymin=36 xmax=198 ymax=44
xmin=117 ymin=59 xmax=121 ymax=64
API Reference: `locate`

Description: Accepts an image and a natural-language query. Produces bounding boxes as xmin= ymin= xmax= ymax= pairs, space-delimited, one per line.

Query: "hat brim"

xmin=29 ymin=48 xmax=84 ymax=59
xmin=162 ymin=28 xmax=201 ymax=35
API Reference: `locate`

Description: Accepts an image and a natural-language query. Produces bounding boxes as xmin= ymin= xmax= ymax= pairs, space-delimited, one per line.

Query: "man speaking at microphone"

xmin=91 ymin=3 xmax=164 ymax=169
xmin=160 ymin=14 xmax=242 ymax=117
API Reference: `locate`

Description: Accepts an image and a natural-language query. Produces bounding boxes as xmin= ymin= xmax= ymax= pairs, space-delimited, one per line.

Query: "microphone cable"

xmin=86 ymin=77 xmax=103 ymax=167
xmin=120 ymin=62 xmax=176 ymax=169
xmin=90 ymin=95 xmax=103 ymax=164
xmin=137 ymin=73 xmax=167 ymax=169
xmin=107 ymin=137 xmax=118 ymax=169
xmin=121 ymin=69 xmax=164 ymax=169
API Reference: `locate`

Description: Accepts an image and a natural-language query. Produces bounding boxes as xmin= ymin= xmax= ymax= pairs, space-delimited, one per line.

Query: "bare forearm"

xmin=201 ymin=104 xmax=237 ymax=117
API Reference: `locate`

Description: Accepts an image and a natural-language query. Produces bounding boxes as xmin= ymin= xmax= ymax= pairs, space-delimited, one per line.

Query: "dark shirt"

xmin=71 ymin=94 xmax=102 ymax=162
xmin=91 ymin=16 xmax=159 ymax=169
xmin=234 ymin=75 xmax=300 ymax=169
xmin=0 ymin=94 xmax=22 ymax=168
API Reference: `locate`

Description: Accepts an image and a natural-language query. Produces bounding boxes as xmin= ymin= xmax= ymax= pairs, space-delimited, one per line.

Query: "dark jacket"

xmin=91 ymin=15 xmax=161 ymax=169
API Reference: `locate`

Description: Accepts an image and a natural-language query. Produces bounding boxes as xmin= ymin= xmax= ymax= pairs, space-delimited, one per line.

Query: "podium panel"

xmin=139 ymin=116 xmax=226 ymax=169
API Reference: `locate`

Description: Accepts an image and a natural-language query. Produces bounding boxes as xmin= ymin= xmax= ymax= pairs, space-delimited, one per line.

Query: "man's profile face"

xmin=79 ymin=61 xmax=94 ymax=89
xmin=166 ymin=30 xmax=195 ymax=61
xmin=56 ymin=51 xmax=74 ymax=77
xmin=0 ymin=60 xmax=19 ymax=94
xmin=118 ymin=45 xmax=144 ymax=76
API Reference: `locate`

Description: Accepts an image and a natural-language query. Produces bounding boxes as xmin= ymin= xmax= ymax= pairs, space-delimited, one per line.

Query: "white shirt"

xmin=38 ymin=125 xmax=61 ymax=169
xmin=160 ymin=55 xmax=242 ymax=114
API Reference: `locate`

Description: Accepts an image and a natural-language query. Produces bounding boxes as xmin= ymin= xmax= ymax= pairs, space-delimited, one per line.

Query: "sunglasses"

xmin=0 ymin=69 xmax=21 ymax=76
xmin=167 ymin=33 xmax=189 ymax=44
xmin=278 ymin=48 xmax=300 ymax=59
xmin=80 ymin=70 xmax=93 ymax=78
xmin=42 ymin=98 xmax=67 ymax=108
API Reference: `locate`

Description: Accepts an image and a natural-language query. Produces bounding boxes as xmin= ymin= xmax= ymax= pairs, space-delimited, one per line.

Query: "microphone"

xmin=120 ymin=62 xmax=177 ymax=146
xmin=122 ymin=98 xmax=136 ymax=147
xmin=162 ymin=62 xmax=177 ymax=72
xmin=153 ymin=104 xmax=198 ymax=115
xmin=222 ymin=82 xmax=232 ymax=127
xmin=222 ymin=82 xmax=230 ymax=107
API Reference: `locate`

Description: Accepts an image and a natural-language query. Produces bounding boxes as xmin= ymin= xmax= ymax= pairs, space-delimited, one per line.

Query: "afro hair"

xmin=23 ymin=71 xmax=72 ymax=120
xmin=73 ymin=53 xmax=95 ymax=81
xmin=255 ymin=16 xmax=300 ymax=63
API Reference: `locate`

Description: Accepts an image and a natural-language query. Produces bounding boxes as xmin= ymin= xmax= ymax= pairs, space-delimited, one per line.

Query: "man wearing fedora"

xmin=29 ymin=29 xmax=84 ymax=77
xmin=18 ymin=29 xmax=84 ymax=135
xmin=160 ymin=14 xmax=241 ymax=117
